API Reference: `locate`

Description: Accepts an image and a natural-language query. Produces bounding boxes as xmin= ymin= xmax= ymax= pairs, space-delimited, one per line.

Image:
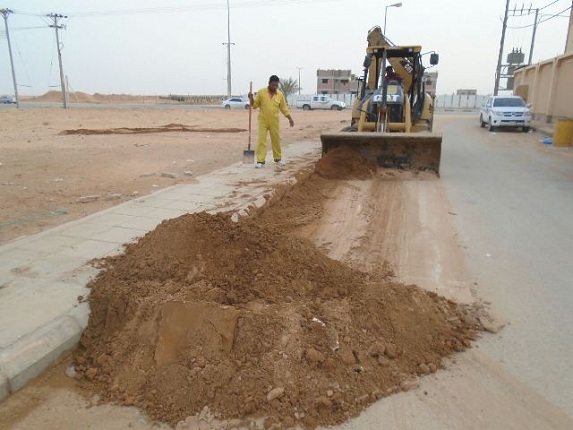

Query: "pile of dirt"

xmin=75 ymin=203 xmax=481 ymax=429
xmin=60 ymin=123 xmax=246 ymax=135
xmin=24 ymin=91 xmax=223 ymax=105
xmin=315 ymin=146 xmax=376 ymax=180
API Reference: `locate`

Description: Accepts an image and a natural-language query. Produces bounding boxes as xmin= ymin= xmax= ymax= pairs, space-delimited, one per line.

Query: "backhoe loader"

xmin=320 ymin=26 xmax=442 ymax=174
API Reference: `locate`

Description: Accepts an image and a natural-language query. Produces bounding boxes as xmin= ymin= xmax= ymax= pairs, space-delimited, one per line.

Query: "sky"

xmin=0 ymin=0 xmax=571 ymax=97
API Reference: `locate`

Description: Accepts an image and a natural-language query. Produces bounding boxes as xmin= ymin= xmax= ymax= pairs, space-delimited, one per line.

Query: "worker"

xmin=248 ymin=75 xmax=294 ymax=169
xmin=384 ymin=65 xmax=402 ymax=83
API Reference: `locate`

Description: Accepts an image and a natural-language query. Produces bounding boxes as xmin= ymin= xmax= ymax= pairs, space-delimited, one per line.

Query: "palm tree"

xmin=279 ymin=77 xmax=300 ymax=99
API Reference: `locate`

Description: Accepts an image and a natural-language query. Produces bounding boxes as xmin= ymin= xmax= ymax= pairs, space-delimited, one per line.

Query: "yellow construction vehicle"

xmin=320 ymin=26 xmax=442 ymax=174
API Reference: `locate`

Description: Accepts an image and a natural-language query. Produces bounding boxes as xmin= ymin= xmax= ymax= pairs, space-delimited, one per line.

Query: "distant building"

xmin=317 ymin=68 xmax=438 ymax=97
xmin=316 ymin=69 xmax=358 ymax=94
xmin=424 ymin=71 xmax=438 ymax=96
xmin=456 ymin=89 xmax=477 ymax=96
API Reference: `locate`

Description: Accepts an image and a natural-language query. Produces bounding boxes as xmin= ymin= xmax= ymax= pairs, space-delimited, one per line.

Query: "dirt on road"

xmin=74 ymin=190 xmax=480 ymax=429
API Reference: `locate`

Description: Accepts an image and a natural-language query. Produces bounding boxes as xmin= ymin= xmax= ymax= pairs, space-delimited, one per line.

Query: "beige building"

xmin=316 ymin=69 xmax=358 ymax=94
xmin=514 ymin=52 xmax=573 ymax=122
xmin=456 ymin=89 xmax=477 ymax=96
xmin=424 ymin=71 xmax=438 ymax=96
xmin=316 ymin=69 xmax=438 ymax=96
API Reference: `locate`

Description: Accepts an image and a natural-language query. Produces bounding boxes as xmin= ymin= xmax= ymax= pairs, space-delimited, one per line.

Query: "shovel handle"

xmin=248 ymin=81 xmax=252 ymax=150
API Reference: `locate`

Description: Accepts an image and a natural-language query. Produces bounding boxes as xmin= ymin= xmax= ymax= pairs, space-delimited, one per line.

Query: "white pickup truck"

xmin=296 ymin=95 xmax=346 ymax=111
xmin=479 ymin=95 xmax=532 ymax=132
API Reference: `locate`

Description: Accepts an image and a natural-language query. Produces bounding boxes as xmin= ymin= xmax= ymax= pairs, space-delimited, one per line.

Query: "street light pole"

xmin=297 ymin=66 xmax=302 ymax=95
xmin=383 ymin=2 xmax=402 ymax=35
xmin=225 ymin=0 xmax=232 ymax=98
xmin=221 ymin=0 xmax=236 ymax=97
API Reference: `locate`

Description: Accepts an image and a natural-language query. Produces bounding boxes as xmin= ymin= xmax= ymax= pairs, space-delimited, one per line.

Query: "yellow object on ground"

xmin=553 ymin=119 xmax=573 ymax=147
xmin=251 ymin=87 xmax=291 ymax=163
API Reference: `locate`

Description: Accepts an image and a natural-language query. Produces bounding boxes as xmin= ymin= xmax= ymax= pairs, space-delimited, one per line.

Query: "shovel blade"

xmin=320 ymin=132 xmax=442 ymax=175
xmin=243 ymin=149 xmax=255 ymax=164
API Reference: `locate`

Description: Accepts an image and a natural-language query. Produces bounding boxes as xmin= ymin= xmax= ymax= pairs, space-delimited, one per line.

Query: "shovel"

xmin=243 ymin=81 xmax=255 ymax=164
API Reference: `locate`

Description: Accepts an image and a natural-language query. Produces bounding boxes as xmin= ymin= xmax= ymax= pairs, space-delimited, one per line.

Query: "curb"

xmin=533 ymin=126 xmax=552 ymax=137
xmin=0 ymin=305 xmax=88 ymax=401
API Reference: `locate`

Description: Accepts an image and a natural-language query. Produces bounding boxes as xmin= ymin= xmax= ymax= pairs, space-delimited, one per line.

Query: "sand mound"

xmin=75 ymin=207 xmax=480 ymax=429
xmin=60 ymin=124 xmax=246 ymax=135
xmin=315 ymin=146 xmax=376 ymax=180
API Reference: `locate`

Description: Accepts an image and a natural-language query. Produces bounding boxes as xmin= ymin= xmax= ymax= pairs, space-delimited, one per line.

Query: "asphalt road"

xmin=325 ymin=113 xmax=573 ymax=430
xmin=441 ymin=114 xmax=573 ymax=417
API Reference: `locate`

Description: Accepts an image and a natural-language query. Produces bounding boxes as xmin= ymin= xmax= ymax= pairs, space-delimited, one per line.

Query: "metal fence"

xmin=287 ymin=93 xmax=356 ymax=107
xmin=434 ymin=94 xmax=488 ymax=110
xmin=288 ymin=93 xmax=489 ymax=110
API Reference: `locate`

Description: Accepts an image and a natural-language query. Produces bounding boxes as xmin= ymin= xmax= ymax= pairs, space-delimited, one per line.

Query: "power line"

xmin=508 ymin=6 xmax=572 ymax=28
xmin=538 ymin=0 xmax=562 ymax=11
xmin=1 ymin=25 xmax=46 ymax=31
xmin=10 ymin=0 xmax=345 ymax=18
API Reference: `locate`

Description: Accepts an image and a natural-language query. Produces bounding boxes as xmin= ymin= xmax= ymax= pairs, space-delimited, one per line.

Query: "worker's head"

xmin=386 ymin=66 xmax=393 ymax=73
xmin=268 ymin=75 xmax=280 ymax=91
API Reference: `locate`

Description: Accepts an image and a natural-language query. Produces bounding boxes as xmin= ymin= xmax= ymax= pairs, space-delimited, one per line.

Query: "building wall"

xmin=316 ymin=69 xmax=438 ymax=96
xmin=316 ymin=69 xmax=358 ymax=94
xmin=513 ymin=51 xmax=573 ymax=122
xmin=456 ymin=89 xmax=477 ymax=96
xmin=424 ymin=71 xmax=438 ymax=96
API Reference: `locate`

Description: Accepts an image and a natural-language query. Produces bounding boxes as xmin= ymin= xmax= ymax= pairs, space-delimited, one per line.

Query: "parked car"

xmin=295 ymin=95 xmax=346 ymax=110
xmin=222 ymin=97 xmax=249 ymax=109
xmin=479 ymin=95 xmax=532 ymax=132
xmin=0 ymin=95 xmax=16 ymax=104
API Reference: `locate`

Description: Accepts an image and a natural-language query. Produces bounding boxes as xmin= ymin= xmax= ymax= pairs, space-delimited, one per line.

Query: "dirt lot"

xmin=0 ymin=102 xmax=349 ymax=244
xmin=0 ymin=101 xmax=489 ymax=429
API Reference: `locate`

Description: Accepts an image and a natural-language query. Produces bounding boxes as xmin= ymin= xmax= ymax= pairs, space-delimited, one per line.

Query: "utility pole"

xmin=47 ymin=13 xmax=68 ymax=108
xmin=528 ymin=8 xmax=539 ymax=64
xmin=1 ymin=8 xmax=19 ymax=108
xmin=566 ymin=0 xmax=573 ymax=53
xmin=508 ymin=5 xmax=540 ymax=66
xmin=222 ymin=0 xmax=234 ymax=98
xmin=494 ymin=0 xmax=510 ymax=95
xmin=297 ymin=66 xmax=302 ymax=95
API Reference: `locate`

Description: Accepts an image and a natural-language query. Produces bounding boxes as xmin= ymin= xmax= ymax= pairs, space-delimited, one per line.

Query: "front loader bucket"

xmin=320 ymin=132 xmax=442 ymax=175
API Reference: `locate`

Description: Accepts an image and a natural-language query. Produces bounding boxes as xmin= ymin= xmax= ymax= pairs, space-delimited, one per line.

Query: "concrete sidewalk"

xmin=532 ymin=119 xmax=554 ymax=137
xmin=0 ymin=140 xmax=321 ymax=402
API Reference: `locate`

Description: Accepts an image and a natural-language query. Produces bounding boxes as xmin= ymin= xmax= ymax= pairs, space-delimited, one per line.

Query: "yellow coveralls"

xmin=251 ymin=87 xmax=291 ymax=163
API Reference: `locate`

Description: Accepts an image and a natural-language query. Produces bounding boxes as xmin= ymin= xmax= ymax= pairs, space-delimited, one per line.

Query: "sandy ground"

xmin=0 ymin=105 xmax=346 ymax=244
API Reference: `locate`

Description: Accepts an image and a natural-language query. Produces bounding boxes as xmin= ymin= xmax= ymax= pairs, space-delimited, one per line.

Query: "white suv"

xmin=479 ymin=95 xmax=532 ymax=132
xmin=0 ymin=95 xmax=16 ymax=104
